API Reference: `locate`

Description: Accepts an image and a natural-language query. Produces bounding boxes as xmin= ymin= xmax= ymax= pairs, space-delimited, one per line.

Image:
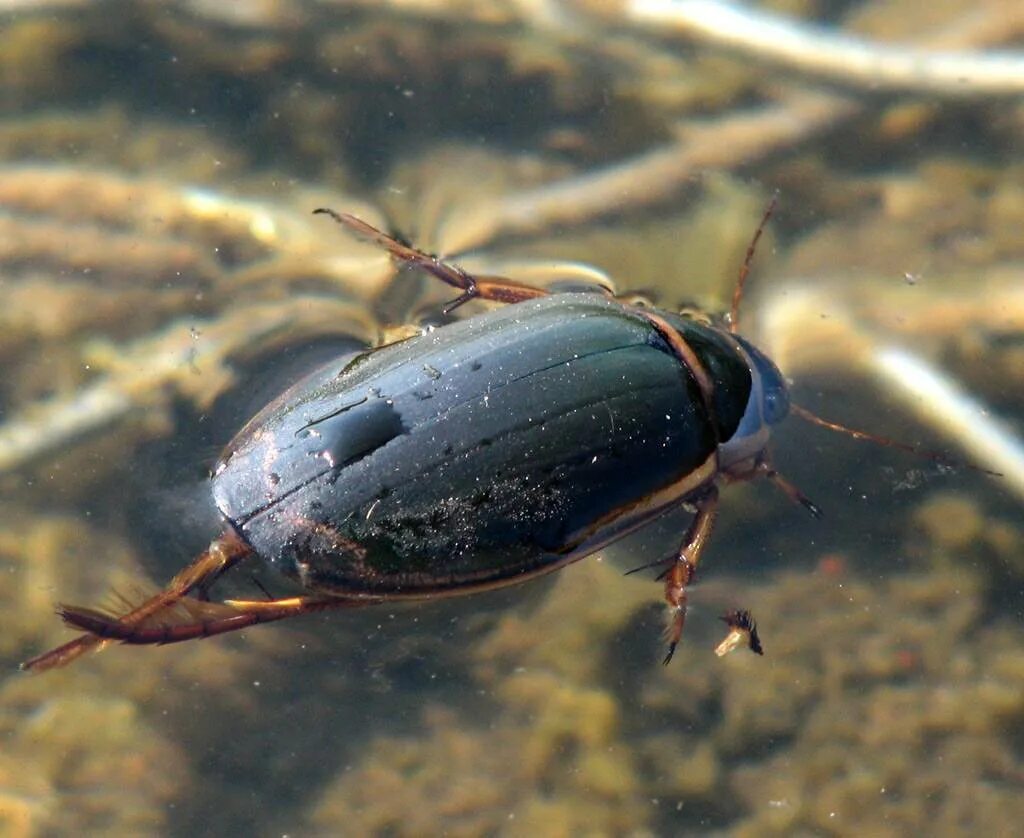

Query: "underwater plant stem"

xmin=628 ymin=0 xmax=1024 ymax=96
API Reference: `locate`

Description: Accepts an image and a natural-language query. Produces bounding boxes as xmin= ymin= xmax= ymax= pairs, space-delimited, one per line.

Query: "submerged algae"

xmin=0 ymin=691 xmax=189 ymax=836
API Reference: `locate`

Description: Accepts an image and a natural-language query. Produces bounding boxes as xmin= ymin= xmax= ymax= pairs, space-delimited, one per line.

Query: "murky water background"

xmin=1 ymin=1 xmax=1023 ymax=835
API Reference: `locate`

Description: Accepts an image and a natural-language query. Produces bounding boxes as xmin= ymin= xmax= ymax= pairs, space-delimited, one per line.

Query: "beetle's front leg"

xmin=663 ymin=486 xmax=719 ymax=665
xmin=314 ymin=208 xmax=549 ymax=312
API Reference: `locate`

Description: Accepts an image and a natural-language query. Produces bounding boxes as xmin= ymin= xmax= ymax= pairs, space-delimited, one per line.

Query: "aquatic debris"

xmin=715 ymin=609 xmax=763 ymax=657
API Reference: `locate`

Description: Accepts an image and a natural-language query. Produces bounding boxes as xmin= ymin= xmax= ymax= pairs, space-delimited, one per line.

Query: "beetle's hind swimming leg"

xmin=662 ymin=487 xmax=720 ymax=665
xmin=58 ymin=593 xmax=378 ymax=646
xmin=314 ymin=208 xmax=550 ymax=312
xmin=20 ymin=529 xmax=252 ymax=672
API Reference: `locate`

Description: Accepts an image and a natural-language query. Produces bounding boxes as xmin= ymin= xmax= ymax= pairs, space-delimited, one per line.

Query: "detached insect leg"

xmin=21 ymin=530 xmax=252 ymax=672
xmin=314 ymin=208 xmax=550 ymax=312
xmin=60 ymin=593 xmax=379 ymax=646
xmin=663 ymin=487 xmax=720 ymax=664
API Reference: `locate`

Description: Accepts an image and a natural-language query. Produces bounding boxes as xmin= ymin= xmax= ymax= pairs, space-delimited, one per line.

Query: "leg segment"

xmin=58 ymin=594 xmax=378 ymax=646
xmin=762 ymin=464 xmax=823 ymax=519
xmin=21 ymin=529 xmax=252 ymax=672
xmin=663 ymin=487 xmax=720 ymax=665
xmin=724 ymin=455 xmax=823 ymax=520
xmin=721 ymin=451 xmax=822 ymax=520
xmin=314 ymin=208 xmax=549 ymax=312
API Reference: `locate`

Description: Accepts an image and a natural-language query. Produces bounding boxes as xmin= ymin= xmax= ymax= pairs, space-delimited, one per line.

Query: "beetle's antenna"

xmin=729 ymin=192 xmax=778 ymax=334
xmin=791 ymin=403 xmax=1002 ymax=477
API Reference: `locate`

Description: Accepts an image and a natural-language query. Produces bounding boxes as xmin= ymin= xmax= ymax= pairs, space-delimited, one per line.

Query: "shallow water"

xmin=1 ymin=1 xmax=1023 ymax=835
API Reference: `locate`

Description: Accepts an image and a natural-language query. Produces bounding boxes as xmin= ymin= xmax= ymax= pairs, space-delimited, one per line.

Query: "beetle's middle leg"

xmin=663 ymin=487 xmax=720 ymax=665
xmin=314 ymin=208 xmax=550 ymax=312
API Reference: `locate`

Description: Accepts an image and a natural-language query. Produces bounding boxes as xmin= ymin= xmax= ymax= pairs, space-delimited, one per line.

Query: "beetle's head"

xmin=717 ymin=335 xmax=789 ymax=468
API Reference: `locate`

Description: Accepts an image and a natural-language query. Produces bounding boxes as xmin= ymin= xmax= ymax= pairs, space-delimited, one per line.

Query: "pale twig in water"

xmin=627 ymin=0 xmax=1024 ymax=97
xmin=0 ymin=299 xmax=377 ymax=475
xmin=758 ymin=276 xmax=1024 ymax=503
xmin=872 ymin=347 xmax=1024 ymax=503
xmin=436 ymin=91 xmax=855 ymax=253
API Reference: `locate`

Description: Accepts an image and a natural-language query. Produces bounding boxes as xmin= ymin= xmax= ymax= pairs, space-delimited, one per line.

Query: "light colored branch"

xmin=627 ymin=0 xmax=1024 ymax=97
xmin=0 ymin=299 xmax=377 ymax=475
xmin=436 ymin=91 xmax=855 ymax=253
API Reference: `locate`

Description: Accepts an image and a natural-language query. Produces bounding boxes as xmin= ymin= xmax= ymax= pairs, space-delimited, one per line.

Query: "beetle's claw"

xmin=442 ymin=289 xmax=475 ymax=315
xmin=801 ymin=496 xmax=824 ymax=520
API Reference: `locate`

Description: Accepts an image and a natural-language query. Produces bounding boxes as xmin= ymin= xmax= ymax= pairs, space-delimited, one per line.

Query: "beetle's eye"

xmin=762 ymin=380 xmax=790 ymax=425
xmin=733 ymin=335 xmax=790 ymax=426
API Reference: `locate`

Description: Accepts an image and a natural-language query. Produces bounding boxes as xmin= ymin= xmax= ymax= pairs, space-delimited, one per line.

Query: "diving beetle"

xmin=24 ymin=202 xmax=812 ymax=672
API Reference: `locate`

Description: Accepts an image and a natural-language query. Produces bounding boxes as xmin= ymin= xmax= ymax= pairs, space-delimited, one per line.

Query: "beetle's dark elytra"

xmin=212 ymin=294 xmax=748 ymax=595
